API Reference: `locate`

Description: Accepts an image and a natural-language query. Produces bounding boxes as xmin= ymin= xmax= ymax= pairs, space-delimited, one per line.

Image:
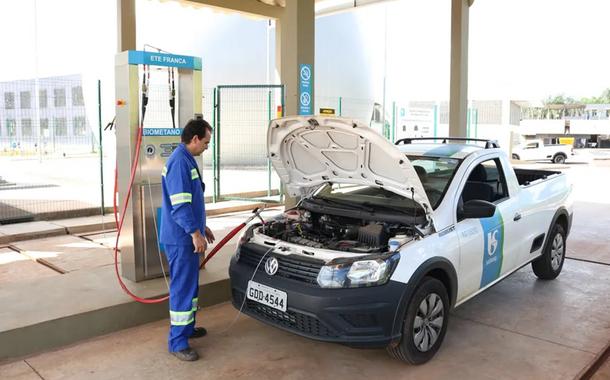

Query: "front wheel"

xmin=553 ymin=154 xmax=566 ymax=164
xmin=387 ymin=277 xmax=449 ymax=364
xmin=532 ymin=223 xmax=566 ymax=280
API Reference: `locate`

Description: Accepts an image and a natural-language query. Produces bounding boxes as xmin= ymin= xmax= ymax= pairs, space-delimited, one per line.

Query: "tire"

xmin=512 ymin=154 xmax=520 ymax=160
xmin=387 ymin=277 xmax=449 ymax=365
xmin=553 ymin=154 xmax=566 ymax=164
xmin=532 ymin=223 xmax=566 ymax=280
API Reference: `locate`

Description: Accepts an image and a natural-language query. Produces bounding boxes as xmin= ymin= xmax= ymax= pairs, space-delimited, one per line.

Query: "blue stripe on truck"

xmin=479 ymin=210 xmax=504 ymax=288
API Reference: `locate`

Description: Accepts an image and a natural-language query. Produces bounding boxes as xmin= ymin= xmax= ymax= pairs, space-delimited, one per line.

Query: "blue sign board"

xmin=298 ymin=64 xmax=312 ymax=116
xmin=128 ymin=51 xmax=202 ymax=70
xmin=143 ymin=128 xmax=183 ymax=136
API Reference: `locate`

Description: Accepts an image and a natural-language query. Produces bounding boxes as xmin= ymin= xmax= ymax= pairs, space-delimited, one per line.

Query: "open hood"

xmin=267 ymin=116 xmax=432 ymax=217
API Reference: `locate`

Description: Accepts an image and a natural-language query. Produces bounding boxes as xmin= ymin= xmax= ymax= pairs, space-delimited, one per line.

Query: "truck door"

xmin=453 ymin=157 xmax=522 ymax=302
xmin=521 ymin=141 xmax=540 ymax=161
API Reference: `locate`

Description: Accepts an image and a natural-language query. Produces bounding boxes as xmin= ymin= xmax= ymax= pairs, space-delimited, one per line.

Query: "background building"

xmin=0 ymin=74 xmax=93 ymax=155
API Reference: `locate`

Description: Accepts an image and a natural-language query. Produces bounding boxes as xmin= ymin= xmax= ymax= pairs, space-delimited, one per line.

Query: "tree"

xmin=543 ymin=94 xmax=576 ymax=105
xmin=580 ymin=88 xmax=610 ymax=104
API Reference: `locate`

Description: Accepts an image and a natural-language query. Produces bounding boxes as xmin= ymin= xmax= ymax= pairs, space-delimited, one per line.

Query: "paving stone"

xmin=0 ymin=248 xmax=59 ymax=284
xmin=0 ymin=360 xmax=40 ymax=380
xmin=13 ymin=235 xmax=114 ymax=273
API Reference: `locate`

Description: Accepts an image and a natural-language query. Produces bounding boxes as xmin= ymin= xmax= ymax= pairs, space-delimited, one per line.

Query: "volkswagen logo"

xmin=265 ymin=257 xmax=279 ymax=276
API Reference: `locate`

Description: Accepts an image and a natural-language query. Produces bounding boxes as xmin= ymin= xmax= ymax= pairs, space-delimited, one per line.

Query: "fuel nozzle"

xmin=251 ymin=206 xmax=267 ymax=225
xmin=245 ymin=205 xmax=267 ymax=233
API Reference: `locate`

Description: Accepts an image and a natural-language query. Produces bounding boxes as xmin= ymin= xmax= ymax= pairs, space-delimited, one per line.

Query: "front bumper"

xmin=229 ymin=248 xmax=406 ymax=348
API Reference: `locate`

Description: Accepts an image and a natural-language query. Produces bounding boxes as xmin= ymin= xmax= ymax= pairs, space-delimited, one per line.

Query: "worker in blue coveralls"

xmin=160 ymin=118 xmax=215 ymax=362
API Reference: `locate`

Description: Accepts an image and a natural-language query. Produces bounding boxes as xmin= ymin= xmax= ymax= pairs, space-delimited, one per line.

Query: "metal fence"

xmin=212 ymin=85 xmax=284 ymax=202
xmin=1 ymin=74 xmax=486 ymax=225
xmin=315 ymin=95 xmax=375 ymax=123
xmin=0 ymin=76 xmax=102 ymax=224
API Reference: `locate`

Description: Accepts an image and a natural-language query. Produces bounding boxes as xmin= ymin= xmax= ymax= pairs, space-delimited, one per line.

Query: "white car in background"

xmin=229 ymin=117 xmax=574 ymax=364
xmin=512 ymin=139 xmax=574 ymax=164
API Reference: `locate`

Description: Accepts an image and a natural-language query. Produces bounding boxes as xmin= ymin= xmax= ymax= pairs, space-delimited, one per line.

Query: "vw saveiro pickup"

xmin=229 ymin=116 xmax=574 ymax=364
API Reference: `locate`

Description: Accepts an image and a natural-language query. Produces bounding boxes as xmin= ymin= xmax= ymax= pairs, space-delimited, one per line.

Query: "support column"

xmin=117 ymin=0 xmax=136 ymax=52
xmin=276 ymin=0 xmax=315 ymax=208
xmin=276 ymin=0 xmax=315 ymax=117
xmin=449 ymin=0 xmax=472 ymax=137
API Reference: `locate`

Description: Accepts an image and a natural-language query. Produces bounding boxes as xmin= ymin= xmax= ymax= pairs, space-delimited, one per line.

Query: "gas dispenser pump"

xmin=114 ymin=50 xmax=202 ymax=282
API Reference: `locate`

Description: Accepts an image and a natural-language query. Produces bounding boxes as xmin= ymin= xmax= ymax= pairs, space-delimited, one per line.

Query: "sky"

xmin=1 ymin=0 xmax=610 ymax=110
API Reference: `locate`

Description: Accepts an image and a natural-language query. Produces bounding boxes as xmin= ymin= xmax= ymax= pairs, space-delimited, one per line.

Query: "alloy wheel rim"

xmin=550 ymin=232 xmax=564 ymax=271
xmin=413 ymin=293 xmax=444 ymax=352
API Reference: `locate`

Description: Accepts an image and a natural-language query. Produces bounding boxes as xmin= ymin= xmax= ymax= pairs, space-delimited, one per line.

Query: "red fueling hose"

xmin=199 ymin=223 xmax=246 ymax=269
xmin=112 ymin=124 xmax=168 ymax=303
xmin=200 ymin=207 xmax=266 ymax=269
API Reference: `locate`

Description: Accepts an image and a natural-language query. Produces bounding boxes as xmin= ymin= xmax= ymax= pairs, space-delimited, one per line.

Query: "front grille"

xmin=233 ymin=289 xmax=338 ymax=338
xmin=239 ymin=244 xmax=324 ymax=285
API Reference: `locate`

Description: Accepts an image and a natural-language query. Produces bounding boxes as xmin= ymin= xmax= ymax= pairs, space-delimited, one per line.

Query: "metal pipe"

xmin=98 ymin=80 xmax=105 ymax=214
xmin=267 ymin=90 xmax=272 ymax=197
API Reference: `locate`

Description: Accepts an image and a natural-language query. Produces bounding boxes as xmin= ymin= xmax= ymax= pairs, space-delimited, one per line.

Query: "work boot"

xmin=190 ymin=327 xmax=207 ymax=339
xmin=171 ymin=347 xmax=199 ymax=362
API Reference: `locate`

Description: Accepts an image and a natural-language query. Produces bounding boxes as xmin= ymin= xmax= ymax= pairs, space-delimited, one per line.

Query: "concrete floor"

xmin=1 ymin=161 xmax=609 ymax=379
xmin=1 ymin=257 xmax=607 ymax=380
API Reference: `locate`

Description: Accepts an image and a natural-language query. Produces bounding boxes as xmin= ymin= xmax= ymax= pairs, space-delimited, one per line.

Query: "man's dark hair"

xmin=181 ymin=118 xmax=213 ymax=144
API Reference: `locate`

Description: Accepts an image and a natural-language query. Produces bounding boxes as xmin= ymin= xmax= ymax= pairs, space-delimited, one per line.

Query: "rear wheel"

xmin=553 ymin=154 xmax=566 ymax=164
xmin=532 ymin=223 xmax=566 ymax=280
xmin=387 ymin=277 xmax=449 ymax=364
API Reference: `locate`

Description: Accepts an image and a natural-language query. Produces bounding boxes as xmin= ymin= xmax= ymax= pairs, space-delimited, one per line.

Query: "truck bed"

xmin=514 ymin=168 xmax=561 ymax=186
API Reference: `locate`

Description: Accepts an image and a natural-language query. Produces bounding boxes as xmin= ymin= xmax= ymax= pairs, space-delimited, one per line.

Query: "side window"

xmin=457 ymin=158 xmax=509 ymax=220
xmin=479 ymin=159 xmax=509 ymax=201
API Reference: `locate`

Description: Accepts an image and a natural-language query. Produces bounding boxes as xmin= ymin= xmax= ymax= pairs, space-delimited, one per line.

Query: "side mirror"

xmin=461 ymin=200 xmax=496 ymax=219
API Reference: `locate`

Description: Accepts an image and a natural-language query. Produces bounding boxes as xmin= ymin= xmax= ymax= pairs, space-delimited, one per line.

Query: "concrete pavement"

xmin=1 ymin=257 xmax=608 ymax=380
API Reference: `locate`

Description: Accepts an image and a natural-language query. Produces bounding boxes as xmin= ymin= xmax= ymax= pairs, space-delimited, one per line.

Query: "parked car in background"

xmin=512 ymin=139 xmax=574 ymax=164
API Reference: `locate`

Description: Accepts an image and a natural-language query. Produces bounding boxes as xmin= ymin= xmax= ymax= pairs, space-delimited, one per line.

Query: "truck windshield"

xmin=407 ymin=155 xmax=461 ymax=208
xmin=311 ymin=156 xmax=460 ymax=212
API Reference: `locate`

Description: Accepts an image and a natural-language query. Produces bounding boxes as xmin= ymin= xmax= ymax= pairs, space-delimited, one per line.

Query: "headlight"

xmin=316 ymin=253 xmax=400 ymax=288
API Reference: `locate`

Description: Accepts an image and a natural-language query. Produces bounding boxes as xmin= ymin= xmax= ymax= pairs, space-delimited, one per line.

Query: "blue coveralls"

xmin=160 ymin=143 xmax=206 ymax=353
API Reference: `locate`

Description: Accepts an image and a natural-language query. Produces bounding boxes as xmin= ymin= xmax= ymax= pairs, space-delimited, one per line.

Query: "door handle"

xmin=513 ymin=213 xmax=522 ymax=221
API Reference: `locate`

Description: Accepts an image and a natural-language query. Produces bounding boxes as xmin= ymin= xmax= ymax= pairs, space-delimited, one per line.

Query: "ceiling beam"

xmin=184 ymin=0 xmax=283 ymax=19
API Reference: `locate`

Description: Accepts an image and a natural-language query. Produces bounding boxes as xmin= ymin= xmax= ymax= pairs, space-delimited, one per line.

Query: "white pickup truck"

xmin=229 ymin=117 xmax=574 ymax=364
xmin=512 ymin=139 xmax=574 ymax=164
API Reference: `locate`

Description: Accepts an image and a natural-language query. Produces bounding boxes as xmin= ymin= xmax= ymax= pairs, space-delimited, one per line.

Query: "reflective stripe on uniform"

xmin=191 ymin=168 xmax=199 ymax=180
xmin=170 ymin=192 xmax=192 ymax=205
xmin=162 ymin=166 xmax=168 ymax=177
xmin=192 ymin=297 xmax=198 ymax=311
xmin=169 ymin=310 xmax=195 ymax=326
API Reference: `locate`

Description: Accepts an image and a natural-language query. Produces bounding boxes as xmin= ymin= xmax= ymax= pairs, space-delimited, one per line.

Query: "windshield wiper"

xmin=312 ymin=197 xmax=375 ymax=212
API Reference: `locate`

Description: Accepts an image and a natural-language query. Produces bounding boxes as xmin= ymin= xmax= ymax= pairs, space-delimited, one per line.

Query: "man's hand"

xmin=204 ymin=226 xmax=215 ymax=244
xmin=191 ymin=230 xmax=207 ymax=254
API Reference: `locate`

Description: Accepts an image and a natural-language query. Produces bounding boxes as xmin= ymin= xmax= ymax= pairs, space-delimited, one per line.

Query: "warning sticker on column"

xmin=298 ymin=64 xmax=312 ymax=116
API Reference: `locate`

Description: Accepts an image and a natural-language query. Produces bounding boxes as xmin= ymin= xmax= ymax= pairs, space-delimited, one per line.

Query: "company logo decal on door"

xmin=479 ymin=210 xmax=504 ymax=287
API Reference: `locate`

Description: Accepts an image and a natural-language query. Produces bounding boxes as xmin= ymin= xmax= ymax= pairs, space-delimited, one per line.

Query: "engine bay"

xmin=257 ymin=208 xmax=416 ymax=253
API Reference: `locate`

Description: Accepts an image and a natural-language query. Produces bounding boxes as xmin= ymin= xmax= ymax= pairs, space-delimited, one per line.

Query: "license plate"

xmin=246 ymin=280 xmax=287 ymax=312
